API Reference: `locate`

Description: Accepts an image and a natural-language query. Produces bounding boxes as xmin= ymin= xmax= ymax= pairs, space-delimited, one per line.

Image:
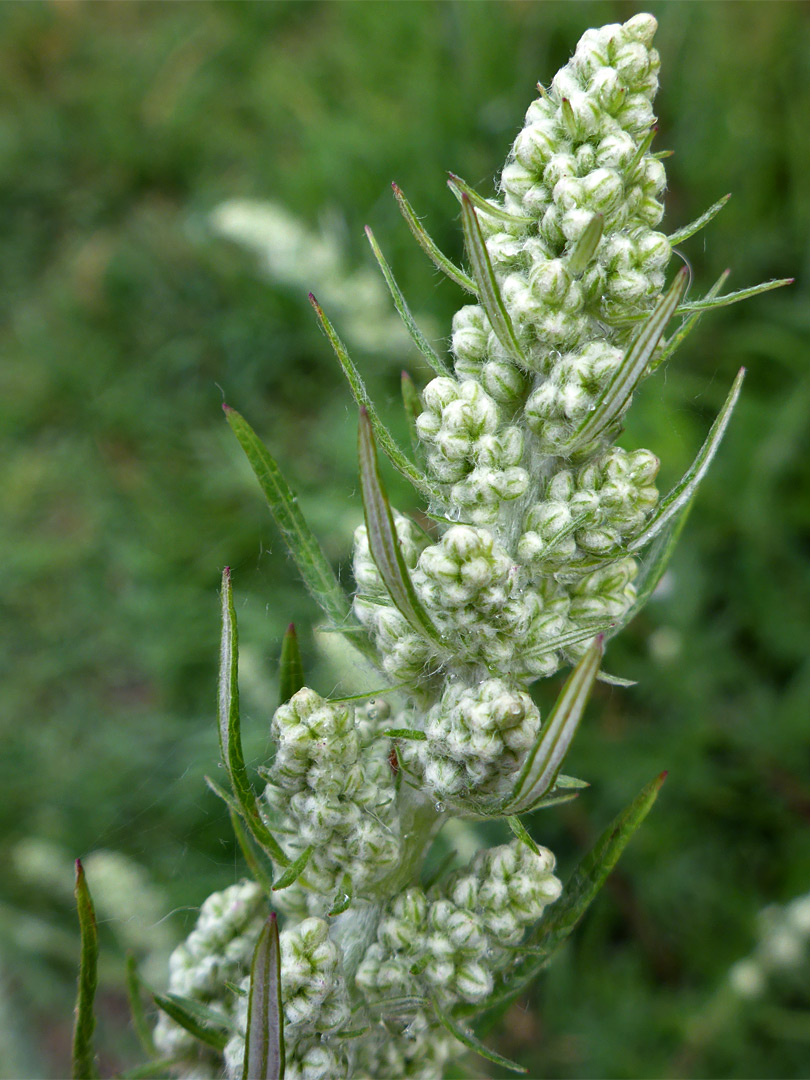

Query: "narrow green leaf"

xmin=358 ymin=410 xmax=443 ymax=645
xmin=401 ymin=371 xmax=422 ymax=456
xmin=72 ymin=860 xmax=99 ymax=1080
xmin=446 ymin=172 xmax=533 ymax=225
xmin=651 ymin=269 xmax=730 ymax=373
xmin=504 ymin=638 xmax=603 ymax=814
xmin=278 ymin=623 xmax=304 ymax=708
xmin=217 ymin=569 xmax=292 ymax=867
xmin=596 ymin=671 xmax=637 ymax=688
xmin=567 ymin=213 xmax=604 ymax=276
xmin=507 ymin=816 xmax=540 ymax=855
xmin=625 ymin=126 xmax=657 ymax=178
xmin=530 ymin=772 xmax=667 ymax=954
xmin=309 ymin=294 xmax=439 ymax=500
xmin=392 ymin=182 xmax=477 ymax=293
xmin=608 ymin=500 xmax=695 ymax=641
xmin=327 ymin=876 xmax=353 ymax=917
xmin=223 ymin=408 xmax=352 ymax=627
xmin=471 ymin=772 xmax=667 ymax=1018
xmin=125 ymin=954 xmax=156 ymax=1058
xmin=668 ymin=193 xmax=731 ymax=245
xmin=460 ymin=194 xmax=527 ymax=365
xmin=560 ymin=97 xmax=577 ymax=140
xmin=381 ymin=728 xmax=428 ymax=741
xmin=566 ymin=268 xmax=688 ymax=451
xmin=432 ymin=998 xmax=528 ymax=1075
xmin=629 ymin=368 xmax=745 ymax=552
xmin=365 ymin=227 xmax=452 ymax=378
xmin=272 ymin=846 xmax=313 ymax=892
xmin=243 ymin=915 xmax=285 ymax=1080
xmin=205 ymin=775 xmax=290 ymax=868
xmin=230 ymin=807 xmax=275 ymax=895
xmin=676 ymin=276 xmax=793 ymax=314
xmin=152 ymin=992 xmax=230 ymax=1052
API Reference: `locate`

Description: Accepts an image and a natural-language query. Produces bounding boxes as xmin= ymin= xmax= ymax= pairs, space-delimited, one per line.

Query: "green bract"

xmin=127 ymin=14 xmax=789 ymax=1080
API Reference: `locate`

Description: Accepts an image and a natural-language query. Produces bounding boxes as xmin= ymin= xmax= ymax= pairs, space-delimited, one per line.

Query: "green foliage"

xmin=1 ymin=3 xmax=808 ymax=1077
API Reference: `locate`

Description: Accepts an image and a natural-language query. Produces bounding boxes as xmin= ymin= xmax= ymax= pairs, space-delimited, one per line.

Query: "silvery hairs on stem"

xmin=145 ymin=13 xmax=790 ymax=1080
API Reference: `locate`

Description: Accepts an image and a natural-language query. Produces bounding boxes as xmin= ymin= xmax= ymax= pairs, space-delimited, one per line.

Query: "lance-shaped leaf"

xmin=153 ymin=992 xmax=230 ymax=1052
xmin=218 ymin=568 xmax=290 ymax=868
xmin=432 ymin=997 xmax=527 ymax=1075
xmin=392 ymin=182 xmax=477 ymax=293
xmin=272 ymin=845 xmax=313 ymax=892
xmin=460 ymin=194 xmax=527 ymax=366
xmin=464 ymin=772 xmax=667 ymax=1019
xmin=651 ymin=269 xmax=730 ymax=373
xmin=668 ymin=193 xmax=731 ymax=245
xmin=507 ymin=815 xmax=541 ymax=855
xmin=565 ymin=268 xmax=688 ymax=451
xmin=365 ymin=226 xmax=451 ymax=378
xmin=625 ymin=126 xmax=658 ymax=178
xmin=358 ymin=409 xmax=443 ymax=646
xmin=401 ymin=371 xmax=421 ymax=455
xmin=309 ymin=294 xmax=439 ymax=501
xmin=230 ymin=807 xmax=275 ymax=896
xmin=243 ymin=914 xmax=285 ymax=1080
xmin=567 ymin=213 xmax=604 ymax=276
xmin=447 ymin=172 xmax=533 ymax=225
xmin=72 ymin=860 xmax=99 ymax=1080
xmin=126 ymin=954 xmax=156 ymax=1058
xmin=381 ymin=727 xmax=427 ymax=741
xmin=223 ymin=407 xmax=352 ymax=629
xmin=629 ymin=368 xmax=745 ymax=552
xmin=278 ymin=623 xmax=304 ymax=708
xmin=675 ymin=276 xmax=793 ymax=314
xmin=503 ymin=638 xmax=603 ymax=815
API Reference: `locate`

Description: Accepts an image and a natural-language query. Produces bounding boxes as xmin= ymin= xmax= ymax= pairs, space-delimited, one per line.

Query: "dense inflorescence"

xmin=153 ymin=14 xmax=755 ymax=1079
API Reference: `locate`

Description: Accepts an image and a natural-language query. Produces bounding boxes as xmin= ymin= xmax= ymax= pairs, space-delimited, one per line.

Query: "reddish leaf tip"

xmin=222 ymin=402 xmax=233 ymax=413
xmin=286 ymin=622 xmax=296 ymax=635
xmin=391 ymin=181 xmax=400 ymax=192
xmin=75 ymin=857 xmax=83 ymax=874
xmin=658 ymin=770 xmax=669 ymax=783
xmin=401 ymin=370 xmax=412 ymax=381
xmin=359 ymin=405 xmax=370 ymax=419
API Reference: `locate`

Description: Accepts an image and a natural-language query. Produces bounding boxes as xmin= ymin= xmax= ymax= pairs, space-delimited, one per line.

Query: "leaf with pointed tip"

xmin=625 ymin=127 xmax=658 ymax=177
xmin=381 ymin=728 xmax=427 ymax=741
xmin=205 ymin=774 xmax=290 ymax=868
xmin=358 ymin=410 xmax=443 ymax=646
xmin=223 ymin=408 xmax=354 ymax=630
xmin=72 ymin=860 xmax=99 ymax=1080
xmin=272 ymin=845 xmax=313 ymax=892
xmin=327 ymin=876 xmax=353 ymax=917
xmin=567 ymin=213 xmax=604 ymax=276
xmin=401 ymin=371 xmax=422 ymax=456
xmin=676 ymin=277 xmax=793 ymax=314
xmin=567 ymin=268 xmax=688 ymax=451
xmin=526 ymin=619 xmax=614 ymax=662
xmin=365 ymin=227 xmax=451 ymax=378
xmin=503 ymin=638 xmax=603 ymax=815
xmin=278 ymin=623 xmax=304 ymax=708
xmin=629 ymin=368 xmax=745 ymax=552
xmin=668 ymin=193 xmax=731 ymax=245
xmin=446 ymin=173 xmax=532 ymax=225
xmin=432 ymin=998 xmax=527 ymax=1075
xmin=507 ymin=815 xmax=540 ymax=855
xmin=152 ymin=992 xmax=230 ymax=1052
xmin=596 ymin=671 xmax=637 ymax=688
xmin=460 ymin=195 xmax=527 ymax=365
xmin=392 ymin=182 xmax=476 ymax=293
xmin=217 ymin=569 xmax=292 ymax=867
xmin=651 ymin=269 xmax=730 ymax=373
xmin=309 ymin=294 xmax=439 ymax=500
xmin=243 ymin=915 xmax=285 ymax=1080
xmin=466 ymin=772 xmax=667 ymax=1019
xmin=125 ymin=954 xmax=156 ymax=1058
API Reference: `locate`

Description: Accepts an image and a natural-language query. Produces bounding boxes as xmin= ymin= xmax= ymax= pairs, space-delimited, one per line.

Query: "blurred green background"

xmin=1 ymin=1 xmax=808 ymax=1076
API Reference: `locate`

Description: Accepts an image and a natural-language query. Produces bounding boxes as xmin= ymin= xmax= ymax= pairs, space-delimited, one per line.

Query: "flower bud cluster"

xmin=403 ymin=678 xmax=541 ymax=806
xmin=415 ymin=377 xmax=528 ymax=523
xmin=263 ymin=688 xmax=401 ymax=912
xmin=518 ymin=446 xmax=659 ymax=573
xmin=153 ymin=882 xmax=266 ymax=1077
xmin=224 ymin=917 xmax=353 ymax=1080
xmin=355 ymin=840 xmax=561 ymax=1013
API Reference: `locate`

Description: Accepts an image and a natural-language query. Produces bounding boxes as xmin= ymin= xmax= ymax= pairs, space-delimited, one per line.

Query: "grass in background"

xmin=0 ymin=2 xmax=808 ymax=1076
